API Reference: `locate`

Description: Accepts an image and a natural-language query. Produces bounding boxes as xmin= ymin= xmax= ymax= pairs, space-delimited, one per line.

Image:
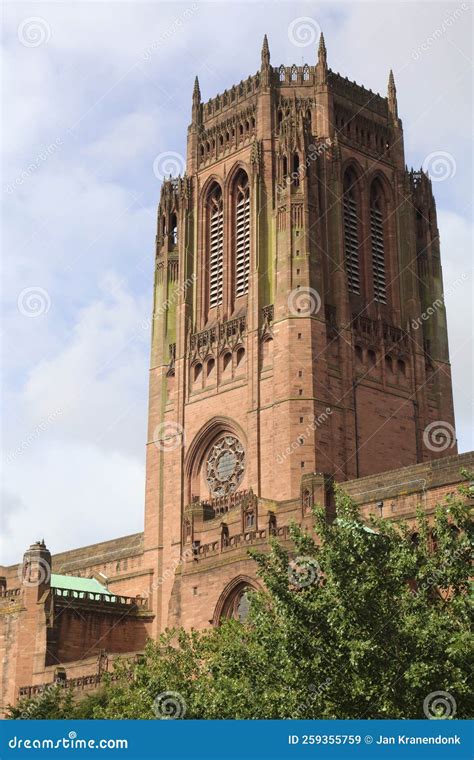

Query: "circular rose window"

xmin=206 ymin=435 xmax=245 ymax=497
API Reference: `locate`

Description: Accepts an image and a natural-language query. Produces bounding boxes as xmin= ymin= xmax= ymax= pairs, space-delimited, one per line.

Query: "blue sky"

xmin=1 ymin=1 xmax=473 ymax=564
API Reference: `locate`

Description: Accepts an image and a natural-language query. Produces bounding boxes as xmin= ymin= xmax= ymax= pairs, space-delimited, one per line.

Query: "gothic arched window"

xmin=207 ymin=183 xmax=224 ymax=309
xmin=291 ymin=65 xmax=298 ymax=82
xmin=233 ymin=170 xmax=250 ymax=299
xmin=221 ymin=523 xmax=230 ymax=548
xmin=343 ymin=169 xmax=361 ymax=296
xmin=236 ymin=591 xmax=250 ymax=621
xmin=279 ymin=65 xmax=285 ymax=82
xmin=244 ymin=506 xmax=255 ymax=530
xmin=303 ymin=64 xmax=310 ymax=81
xmin=183 ymin=518 xmax=192 ymax=543
xmin=370 ymin=181 xmax=387 ymax=304
xmin=268 ymin=512 xmax=277 ymax=535
xmin=302 ymin=488 xmax=313 ymax=512
xmin=170 ymin=212 xmax=178 ymax=245
xmin=292 ymin=153 xmax=300 ymax=186
xmin=220 ymin=584 xmax=252 ymax=622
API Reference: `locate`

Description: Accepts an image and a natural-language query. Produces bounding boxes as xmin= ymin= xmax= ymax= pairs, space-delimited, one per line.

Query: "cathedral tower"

xmin=143 ymin=35 xmax=456 ymax=632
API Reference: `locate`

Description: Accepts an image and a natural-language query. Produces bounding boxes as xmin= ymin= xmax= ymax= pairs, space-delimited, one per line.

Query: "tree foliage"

xmin=8 ymin=480 xmax=473 ymax=720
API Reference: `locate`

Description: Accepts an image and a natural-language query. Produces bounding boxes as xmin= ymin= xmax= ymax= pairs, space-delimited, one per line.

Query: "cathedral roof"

xmin=51 ymin=573 xmax=111 ymax=596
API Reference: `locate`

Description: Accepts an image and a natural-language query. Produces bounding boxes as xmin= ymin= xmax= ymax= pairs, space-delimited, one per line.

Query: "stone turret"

xmin=192 ymin=75 xmax=202 ymax=125
xmin=316 ymin=31 xmax=327 ymax=84
xmin=21 ymin=540 xmax=51 ymax=600
xmin=387 ymin=69 xmax=398 ymax=121
xmin=260 ymin=34 xmax=271 ymax=88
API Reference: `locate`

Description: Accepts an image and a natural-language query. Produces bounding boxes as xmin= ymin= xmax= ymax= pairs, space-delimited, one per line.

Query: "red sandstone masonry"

xmin=0 ymin=35 xmax=463 ymax=708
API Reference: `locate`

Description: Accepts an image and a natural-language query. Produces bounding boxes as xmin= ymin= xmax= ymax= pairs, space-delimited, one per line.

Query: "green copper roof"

xmin=51 ymin=574 xmax=111 ymax=596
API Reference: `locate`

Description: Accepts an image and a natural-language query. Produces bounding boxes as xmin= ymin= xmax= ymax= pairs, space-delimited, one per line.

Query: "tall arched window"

xmin=233 ymin=171 xmax=250 ymax=299
xmin=170 ymin=212 xmax=178 ymax=245
xmin=343 ymin=169 xmax=361 ymax=295
xmin=292 ymin=153 xmax=300 ymax=186
xmin=370 ymin=181 xmax=387 ymax=304
xmin=214 ymin=579 xmax=255 ymax=624
xmin=207 ymin=183 xmax=224 ymax=309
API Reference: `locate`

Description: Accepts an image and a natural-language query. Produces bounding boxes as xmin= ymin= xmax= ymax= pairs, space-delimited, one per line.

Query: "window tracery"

xmin=206 ymin=435 xmax=245 ymax=497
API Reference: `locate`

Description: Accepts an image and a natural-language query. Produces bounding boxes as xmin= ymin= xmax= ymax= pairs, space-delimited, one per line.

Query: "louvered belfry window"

xmin=370 ymin=184 xmax=387 ymax=304
xmin=234 ymin=172 xmax=250 ymax=299
xmin=208 ymin=185 xmax=224 ymax=309
xmin=343 ymin=170 xmax=361 ymax=295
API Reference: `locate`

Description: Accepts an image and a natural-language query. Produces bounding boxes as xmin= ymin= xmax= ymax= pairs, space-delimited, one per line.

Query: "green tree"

xmin=8 ymin=481 xmax=473 ymax=720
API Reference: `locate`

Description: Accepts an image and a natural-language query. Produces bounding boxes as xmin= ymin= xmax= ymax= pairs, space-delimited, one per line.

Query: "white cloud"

xmin=438 ymin=210 xmax=474 ymax=453
xmin=6 ymin=275 xmax=149 ymax=458
xmin=83 ymin=110 xmax=160 ymax=168
xmin=1 ymin=443 xmax=144 ymax=565
xmin=1 ymin=277 xmax=149 ymax=564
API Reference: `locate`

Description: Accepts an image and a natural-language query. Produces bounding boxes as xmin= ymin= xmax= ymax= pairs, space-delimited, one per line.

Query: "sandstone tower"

xmin=143 ymin=35 xmax=456 ymax=631
xmin=1 ymin=33 xmax=465 ymax=711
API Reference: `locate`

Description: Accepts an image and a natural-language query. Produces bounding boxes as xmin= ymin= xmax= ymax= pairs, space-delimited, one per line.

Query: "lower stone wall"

xmin=171 ymin=451 xmax=474 ymax=630
xmin=47 ymin=602 xmax=153 ymax=665
xmin=3 ymin=451 xmax=472 ymax=707
xmin=346 ymin=450 xmax=474 ymax=520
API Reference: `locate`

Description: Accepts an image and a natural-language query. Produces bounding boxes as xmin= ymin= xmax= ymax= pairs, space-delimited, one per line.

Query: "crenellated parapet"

xmin=200 ymin=73 xmax=261 ymax=125
xmin=157 ymin=175 xmax=191 ymax=225
xmin=197 ymin=104 xmax=257 ymax=168
xmin=329 ymin=71 xmax=388 ymax=117
xmin=408 ymin=167 xmax=435 ymax=207
xmin=156 ymin=174 xmax=192 ymax=261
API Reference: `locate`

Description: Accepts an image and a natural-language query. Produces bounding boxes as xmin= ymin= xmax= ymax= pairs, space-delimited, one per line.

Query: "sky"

xmin=1 ymin=0 xmax=473 ymax=565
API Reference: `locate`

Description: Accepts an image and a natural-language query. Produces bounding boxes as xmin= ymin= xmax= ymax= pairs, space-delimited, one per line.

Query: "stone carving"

xmin=189 ymin=316 xmax=246 ymax=362
xmin=206 ymin=435 xmax=246 ymax=497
